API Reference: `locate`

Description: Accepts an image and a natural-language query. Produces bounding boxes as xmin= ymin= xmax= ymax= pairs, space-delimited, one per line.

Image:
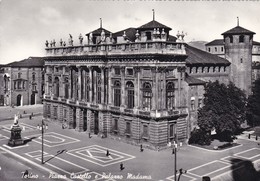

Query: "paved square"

xmin=67 ymin=145 xmax=135 ymax=167
xmin=24 ymin=132 xmax=80 ymax=147
xmin=166 ymin=174 xmax=197 ymax=181
xmin=234 ymin=148 xmax=260 ymax=159
xmin=188 ymin=160 xmax=230 ymax=177
xmin=1 ymin=123 xmax=36 ymax=133
xmin=220 ymin=156 xmax=243 ymax=164
xmin=25 ymin=150 xmax=48 ymax=158
xmin=34 ymin=154 xmax=89 ymax=174
xmin=0 ymin=134 xmax=8 ymax=141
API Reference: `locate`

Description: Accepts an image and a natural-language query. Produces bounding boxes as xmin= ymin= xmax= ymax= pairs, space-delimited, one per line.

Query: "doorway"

xmin=17 ymin=94 xmax=22 ymax=106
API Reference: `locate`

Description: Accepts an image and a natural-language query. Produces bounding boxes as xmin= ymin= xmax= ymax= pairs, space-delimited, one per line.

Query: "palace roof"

xmin=221 ymin=26 xmax=255 ymax=35
xmin=185 ymin=45 xmax=230 ymax=65
xmin=137 ymin=20 xmax=172 ymax=31
xmin=185 ymin=74 xmax=206 ymax=85
xmin=5 ymin=57 xmax=44 ymax=68
xmin=86 ymin=27 xmax=112 ymax=36
xmin=113 ymin=28 xmax=136 ymax=42
xmin=205 ymin=39 xmax=224 ymax=46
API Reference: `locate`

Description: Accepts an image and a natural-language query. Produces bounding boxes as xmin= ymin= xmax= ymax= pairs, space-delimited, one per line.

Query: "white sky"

xmin=0 ymin=0 xmax=260 ymax=64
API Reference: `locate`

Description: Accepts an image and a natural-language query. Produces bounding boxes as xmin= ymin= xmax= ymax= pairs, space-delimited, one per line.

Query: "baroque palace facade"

xmin=43 ymin=17 xmax=253 ymax=149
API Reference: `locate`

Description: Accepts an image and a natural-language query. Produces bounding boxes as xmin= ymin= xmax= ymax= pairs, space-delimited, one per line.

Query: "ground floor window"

xmin=113 ymin=118 xmax=119 ymax=134
xmin=125 ymin=122 xmax=131 ymax=136
xmin=142 ymin=124 xmax=149 ymax=139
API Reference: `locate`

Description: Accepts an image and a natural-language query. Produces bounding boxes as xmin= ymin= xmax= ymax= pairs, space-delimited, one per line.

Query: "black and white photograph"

xmin=0 ymin=0 xmax=260 ymax=180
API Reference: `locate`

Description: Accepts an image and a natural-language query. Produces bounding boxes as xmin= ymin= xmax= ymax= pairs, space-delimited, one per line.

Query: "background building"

xmin=1 ymin=57 xmax=44 ymax=106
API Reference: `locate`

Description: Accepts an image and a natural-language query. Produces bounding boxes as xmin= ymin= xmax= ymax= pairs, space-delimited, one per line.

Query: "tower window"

xmin=239 ymin=35 xmax=244 ymax=43
xmin=146 ymin=32 xmax=152 ymax=41
xmin=208 ymin=47 xmax=211 ymax=52
xmin=215 ymin=47 xmax=217 ymax=52
xmin=221 ymin=47 xmax=224 ymax=52
xmin=241 ymin=58 xmax=243 ymax=63
xmin=229 ymin=36 xmax=233 ymax=43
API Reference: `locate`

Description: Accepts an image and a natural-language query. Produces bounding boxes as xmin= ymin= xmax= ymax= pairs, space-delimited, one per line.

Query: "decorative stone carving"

xmin=45 ymin=40 xmax=49 ymax=47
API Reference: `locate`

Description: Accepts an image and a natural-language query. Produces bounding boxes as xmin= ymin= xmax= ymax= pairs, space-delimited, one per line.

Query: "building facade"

xmin=1 ymin=57 xmax=44 ymax=106
xmin=43 ymin=18 xmax=231 ymax=149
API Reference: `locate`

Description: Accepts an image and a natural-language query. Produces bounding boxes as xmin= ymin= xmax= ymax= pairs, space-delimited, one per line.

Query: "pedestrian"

xmin=89 ymin=132 xmax=92 ymax=138
xmin=248 ymin=134 xmax=251 ymax=139
xmin=140 ymin=144 xmax=144 ymax=152
xmin=256 ymin=136 xmax=258 ymax=140
xmin=106 ymin=149 xmax=110 ymax=156
xmin=120 ymin=162 xmax=124 ymax=171
xmin=29 ymin=115 xmax=32 ymax=120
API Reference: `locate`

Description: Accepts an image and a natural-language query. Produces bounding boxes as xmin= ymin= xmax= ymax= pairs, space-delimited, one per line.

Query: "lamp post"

xmin=37 ymin=119 xmax=48 ymax=164
xmin=172 ymin=133 xmax=184 ymax=181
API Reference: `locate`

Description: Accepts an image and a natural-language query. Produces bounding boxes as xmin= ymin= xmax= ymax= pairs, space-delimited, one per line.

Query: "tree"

xmin=247 ymin=78 xmax=260 ymax=127
xmin=197 ymin=81 xmax=246 ymax=142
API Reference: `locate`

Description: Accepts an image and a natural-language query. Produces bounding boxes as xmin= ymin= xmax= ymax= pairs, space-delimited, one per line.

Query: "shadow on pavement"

xmin=231 ymin=158 xmax=260 ymax=181
xmin=23 ymin=136 xmax=38 ymax=144
xmin=44 ymin=149 xmax=67 ymax=164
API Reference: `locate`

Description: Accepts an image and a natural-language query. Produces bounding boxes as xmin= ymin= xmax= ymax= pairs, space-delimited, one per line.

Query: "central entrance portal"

xmin=94 ymin=111 xmax=99 ymax=134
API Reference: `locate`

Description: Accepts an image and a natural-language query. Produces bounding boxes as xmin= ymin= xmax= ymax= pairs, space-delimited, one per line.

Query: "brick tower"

xmin=222 ymin=18 xmax=255 ymax=96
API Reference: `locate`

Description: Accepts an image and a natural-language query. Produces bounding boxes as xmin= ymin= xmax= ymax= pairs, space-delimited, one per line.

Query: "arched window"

xmin=64 ymin=77 xmax=69 ymax=99
xmin=166 ymin=82 xmax=175 ymax=109
xmin=114 ymin=80 xmax=121 ymax=107
xmin=239 ymin=35 xmax=244 ymax=43
xmin=126 ymin=81 xmax=134 ymax=109
xmin=143 ymin=82 xmax=152 ymax=111
xmin=54 ymin=77 xmax=59 ymax=97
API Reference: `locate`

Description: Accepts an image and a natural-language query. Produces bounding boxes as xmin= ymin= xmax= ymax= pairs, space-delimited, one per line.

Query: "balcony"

xmin=45 ymin=41 xmax=186 ymax=57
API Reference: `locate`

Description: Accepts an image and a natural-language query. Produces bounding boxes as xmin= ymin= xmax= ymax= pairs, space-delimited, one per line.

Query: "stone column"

xmin=151 ymin=67 xmax=158 ymax=110
xmin=88 ymin=66 xmax=93 ymax=103
xmin=87 ymin=109 xmax=93 ymax=133
xmin=134 ymin=67 xmax=140 ymax=109
xmin=67 ymin=66 xmax=72 ymax=99
xmin=82 ymin=68 xmax=85 ymax=101
xmin=93 ymin=69 xmax=96 ymax=103
xmin=101 ymin=66 xmax=105 ymax=104
xmin=121 ymin=66 xmax=125 ymax=107
xmin=108 ymin=66 xmax=112 ymax=105
xmin=76 ymin=108 xmax=83 ymax=131
xmin=77 ymin=66 xmax=82 ymax=101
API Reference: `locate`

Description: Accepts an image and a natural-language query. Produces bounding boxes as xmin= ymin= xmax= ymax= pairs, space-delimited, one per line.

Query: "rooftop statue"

xmin=79 ymin=33 xmax=83 ymax=45
xmin=45 ymin=40 xmax=49 ymax=47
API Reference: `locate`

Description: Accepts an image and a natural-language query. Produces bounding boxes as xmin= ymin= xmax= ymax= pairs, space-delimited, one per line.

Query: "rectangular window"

xmin=14 ymin=81 xmax=16 ymax=89
xmin=221 ymin=47 xmax=224 ymax=52
xmin=208 ymin=47 xmax=211 ymax=52
xmin=127 ymin=90 xmax=134 ymax=109
xmin=215 ymin=47 xmax=217 ymax=52
xmin=115 ymin=68 xmax=121 ymax=75
xmin=126 ymin=68 xmax=133 ymax=76
xmin=126 ymin=122 xmax=131 ymax=135
xmin=53 ymin=106 xmax=57 ymax=119
xmin=146 ymin=32 xmax=152 ymax=40
xmin=169 ymin=124 xmax=174 ymax=137
xmin=142 ymin=124 xmax=149 ymax=138
xmin=114 ymin=89 xmax=121 ymax=107
xmin=113 ymin=118 xmax=118 ymax=134
xmin=64 ymin=109 xmax=67 ymax=118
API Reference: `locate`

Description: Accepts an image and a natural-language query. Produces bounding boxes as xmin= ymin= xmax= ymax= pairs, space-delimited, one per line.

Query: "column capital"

xmin=134 ymin=67 xmax=141 ymax=73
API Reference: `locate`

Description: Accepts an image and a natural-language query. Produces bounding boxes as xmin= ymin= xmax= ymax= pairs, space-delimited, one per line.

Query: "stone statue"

xmin=60 ymin=39 xmax=63 ymax=46
xmin=101 ymin=30 xmax=106 ymax=42
xmin=50 ymin=40 xmax=53 ymax=47
xmin=14 ymin=114 xmax=19 ymax=125
xmin=69 ymin=34 xmax=73 ymax=46
xmin=79 ymin=33 xmax=83 ymax=45
xmin=45 ymin=40 xmax=49 ymax=47
xmin=89 ymin=32 xmax=93 ymax=44
xmin=53 ymin=39 xmax=56 ymax=47
xmin=63 ymin=41 xmax=66 ymax=47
